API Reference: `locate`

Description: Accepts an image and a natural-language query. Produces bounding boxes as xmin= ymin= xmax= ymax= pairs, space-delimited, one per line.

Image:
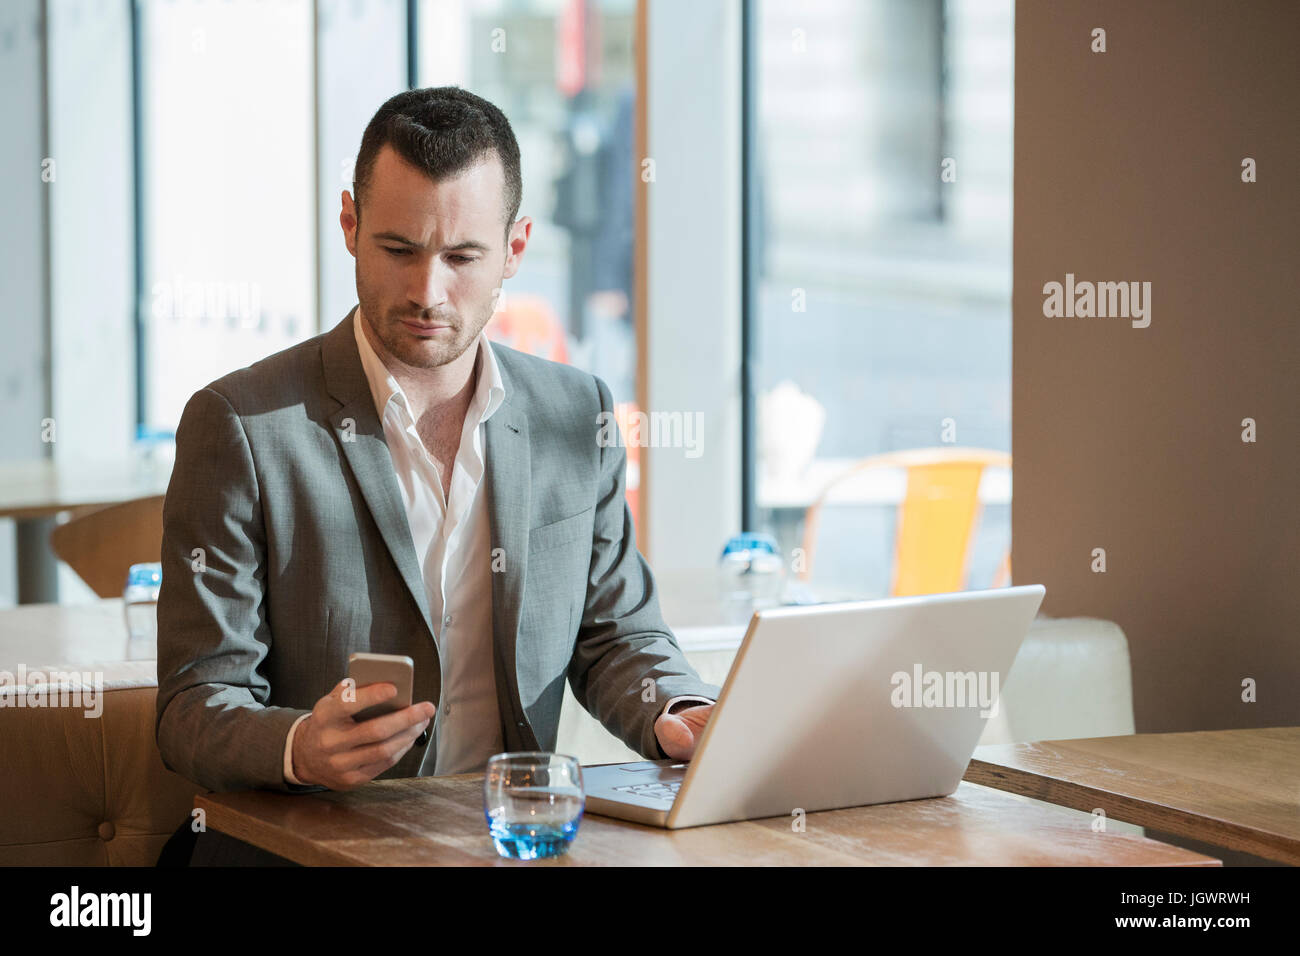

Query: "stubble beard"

xmin=358 ymin=290 xmax=492 ymax=371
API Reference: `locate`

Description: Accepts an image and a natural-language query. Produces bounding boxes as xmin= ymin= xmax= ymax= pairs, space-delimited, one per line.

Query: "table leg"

xmin=16 ymin=516 xmax=59 ymax=604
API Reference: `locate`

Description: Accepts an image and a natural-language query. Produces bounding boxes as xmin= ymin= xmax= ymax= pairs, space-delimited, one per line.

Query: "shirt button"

xmin=444 ymin=703 xmax=453 ymax=717
xmin=443 ymin=614 xmax=453 ymax=626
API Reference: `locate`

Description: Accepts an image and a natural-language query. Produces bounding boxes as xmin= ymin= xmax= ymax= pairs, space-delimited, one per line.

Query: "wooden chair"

xmin=799 ymin=448 xmax=1011 ymax=596
xmin=49 ymin=495 xmax=165 ymax=598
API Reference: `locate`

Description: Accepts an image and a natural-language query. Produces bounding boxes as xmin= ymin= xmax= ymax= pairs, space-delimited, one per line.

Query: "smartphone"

xmin=347 ymin=652 xmax=414 ymax=722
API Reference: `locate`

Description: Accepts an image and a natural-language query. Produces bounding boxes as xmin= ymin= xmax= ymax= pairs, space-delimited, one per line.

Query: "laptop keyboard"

xmin=612 ymin=780 xmax=682 ymax=803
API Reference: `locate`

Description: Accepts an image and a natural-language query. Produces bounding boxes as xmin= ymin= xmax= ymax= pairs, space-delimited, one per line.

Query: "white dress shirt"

xmin=283 ymin=309 xmax=711 ymax=785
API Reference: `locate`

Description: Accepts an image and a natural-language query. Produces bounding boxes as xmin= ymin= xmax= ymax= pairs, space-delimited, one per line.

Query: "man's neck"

xmin=358 ymin=306 xmax=478 ymax=422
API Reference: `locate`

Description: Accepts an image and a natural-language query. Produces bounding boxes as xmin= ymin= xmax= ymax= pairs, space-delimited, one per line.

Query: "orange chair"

xmin=799 ymin=448 xmax=1011 ymax=596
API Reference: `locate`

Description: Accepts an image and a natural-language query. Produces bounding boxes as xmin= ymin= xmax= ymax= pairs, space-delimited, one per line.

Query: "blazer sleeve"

xmin=566 ymin=374 xmax=723 ymax=759
xmin=154 ymin=386 xmax=322 ymax=794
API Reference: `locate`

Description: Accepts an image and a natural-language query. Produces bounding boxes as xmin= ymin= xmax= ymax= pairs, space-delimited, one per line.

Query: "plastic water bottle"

xmin=123 ymin=563 xmax=161 ymax=653
xmin=717 ymin=533 xmax=785 ymax=623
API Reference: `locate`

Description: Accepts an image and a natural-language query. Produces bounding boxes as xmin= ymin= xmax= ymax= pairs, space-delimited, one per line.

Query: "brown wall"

xmin=1013 ymin=0 xmax=1299 ymax=732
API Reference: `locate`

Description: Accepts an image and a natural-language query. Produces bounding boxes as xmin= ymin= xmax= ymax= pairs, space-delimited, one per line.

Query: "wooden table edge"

xmin=194 ymin=793 xmax=387 ymax=867
xmin=964 ymin=757 xmax=1299 ymax=865
xmin=195 ymin=781 xmax=1222 ymax=868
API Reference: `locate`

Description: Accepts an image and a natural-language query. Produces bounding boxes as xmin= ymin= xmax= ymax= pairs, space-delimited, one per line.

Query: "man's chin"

xmin=392 ymin=345 xmax=451 ymax=369
xmin=387 ymin=335 xmax=463 ymax=369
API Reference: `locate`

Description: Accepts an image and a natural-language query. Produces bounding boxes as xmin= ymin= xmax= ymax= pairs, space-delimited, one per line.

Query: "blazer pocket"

xmin=528 ymin=506 xmax=594 ymax=555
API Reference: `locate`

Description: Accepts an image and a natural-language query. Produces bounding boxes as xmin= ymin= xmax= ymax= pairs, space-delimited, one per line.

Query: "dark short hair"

xmin=352 ymin=86 xmax=522 ymax=240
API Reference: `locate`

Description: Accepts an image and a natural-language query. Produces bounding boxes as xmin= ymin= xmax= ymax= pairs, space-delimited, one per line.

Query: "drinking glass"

xmin=483 ymin=752 xmax=584 ymax=860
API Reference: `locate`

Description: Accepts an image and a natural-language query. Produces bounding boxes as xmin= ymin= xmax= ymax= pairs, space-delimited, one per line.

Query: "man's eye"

xmin=449 ymin=255 xmax=476 ymax=264
xmin=383 ymin=247 xmax=411 ymax=256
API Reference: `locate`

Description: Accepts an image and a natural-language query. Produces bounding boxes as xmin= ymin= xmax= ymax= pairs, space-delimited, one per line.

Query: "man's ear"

xmin=340 ymin=191 xmax=358 ymax=257
xmin=502 ymin=216 xmax=532 ymax=280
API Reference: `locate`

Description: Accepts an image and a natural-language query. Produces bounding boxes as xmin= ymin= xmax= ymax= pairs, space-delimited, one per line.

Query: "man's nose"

xmin=409 ymin=259 xmax=452 ymax=311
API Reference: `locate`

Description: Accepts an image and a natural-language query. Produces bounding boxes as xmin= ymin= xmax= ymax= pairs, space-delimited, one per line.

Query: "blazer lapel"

xmin=321 ymin=309 xmax=435 ymax=642
xmin=483 ymin=356 xmax=536 ymax=749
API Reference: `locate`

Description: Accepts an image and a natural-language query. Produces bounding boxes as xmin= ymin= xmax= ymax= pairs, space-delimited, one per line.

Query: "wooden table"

xmin=0 ymin=458 xmax=171 ymax=603
xmin=0 ymin=599 xmax=153 ymax=666
xmin=194 ymin=774 xmax=1218 ymax=866
xmin=965 ymin=727 xmax=1300 ymax=864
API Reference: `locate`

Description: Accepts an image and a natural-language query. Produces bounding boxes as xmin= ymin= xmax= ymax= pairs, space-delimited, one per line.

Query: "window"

xmin=749 ymin=0 xmax=1013 ymax=598
xmin=140 ymin=0 xmax=315 ymax=432
xmin=418 ymin=0 xmax=639 ymax=406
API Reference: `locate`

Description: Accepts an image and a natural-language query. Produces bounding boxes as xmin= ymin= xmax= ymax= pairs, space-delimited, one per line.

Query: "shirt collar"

xmin=353 ymin=306 xmax=506 ymax=426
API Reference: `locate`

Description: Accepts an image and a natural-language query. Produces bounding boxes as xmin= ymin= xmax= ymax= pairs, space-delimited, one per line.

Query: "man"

xmin=155 ymin=87 xmax=718 ymax=865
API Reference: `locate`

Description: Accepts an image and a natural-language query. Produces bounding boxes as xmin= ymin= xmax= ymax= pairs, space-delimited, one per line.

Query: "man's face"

xmin=341 ymin=144 xmax=529 ymax=370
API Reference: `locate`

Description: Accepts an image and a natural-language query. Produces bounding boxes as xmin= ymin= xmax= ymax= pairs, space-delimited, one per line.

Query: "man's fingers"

xmin=331 ymin=679 xmax=398 ymax=718
xmin=347 ymin=702 xmax=436 ymax=745
xmin=655 ymin=716 xmax=695 ymax=761
xmin=666 ymin=705 xmax=713 ymax=730
xmin=348 ymin=717 xmax=431 ymax=771
xmin=657 ymin=712 xmax=692 ymax=740
xmin=655 ymin=706 xmax=714 ymax=761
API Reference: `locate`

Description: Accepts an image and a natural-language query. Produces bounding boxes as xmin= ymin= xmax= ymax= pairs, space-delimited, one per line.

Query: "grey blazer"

xmin=155 ymin=308 xmax=719 ymax=795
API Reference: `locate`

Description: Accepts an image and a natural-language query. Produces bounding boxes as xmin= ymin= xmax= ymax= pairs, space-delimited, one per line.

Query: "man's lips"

xmin=400 ymin=319 xmax=453 ymax=336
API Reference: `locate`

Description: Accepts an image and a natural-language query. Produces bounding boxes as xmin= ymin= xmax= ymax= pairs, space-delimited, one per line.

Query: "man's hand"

xmin=653 ymin=703 xmax=714 ymax=760
xmin=291 ymin=680 xmax=435 ymax=790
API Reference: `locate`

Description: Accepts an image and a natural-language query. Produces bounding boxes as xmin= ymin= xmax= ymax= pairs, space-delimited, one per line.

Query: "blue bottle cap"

xmin=125 ymin=563 xmax=162 ymax=590
xmin=720 ymin=532 xmax=779 ymax=559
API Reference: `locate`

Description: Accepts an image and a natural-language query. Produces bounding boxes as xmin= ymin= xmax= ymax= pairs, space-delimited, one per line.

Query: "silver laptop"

xmin=583 ymin=584 xmax=1046 ymax=829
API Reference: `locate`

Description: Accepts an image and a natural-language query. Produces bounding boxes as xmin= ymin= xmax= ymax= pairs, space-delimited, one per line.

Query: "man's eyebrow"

xmin=372 ymin=232 xmax=491 ymax=253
